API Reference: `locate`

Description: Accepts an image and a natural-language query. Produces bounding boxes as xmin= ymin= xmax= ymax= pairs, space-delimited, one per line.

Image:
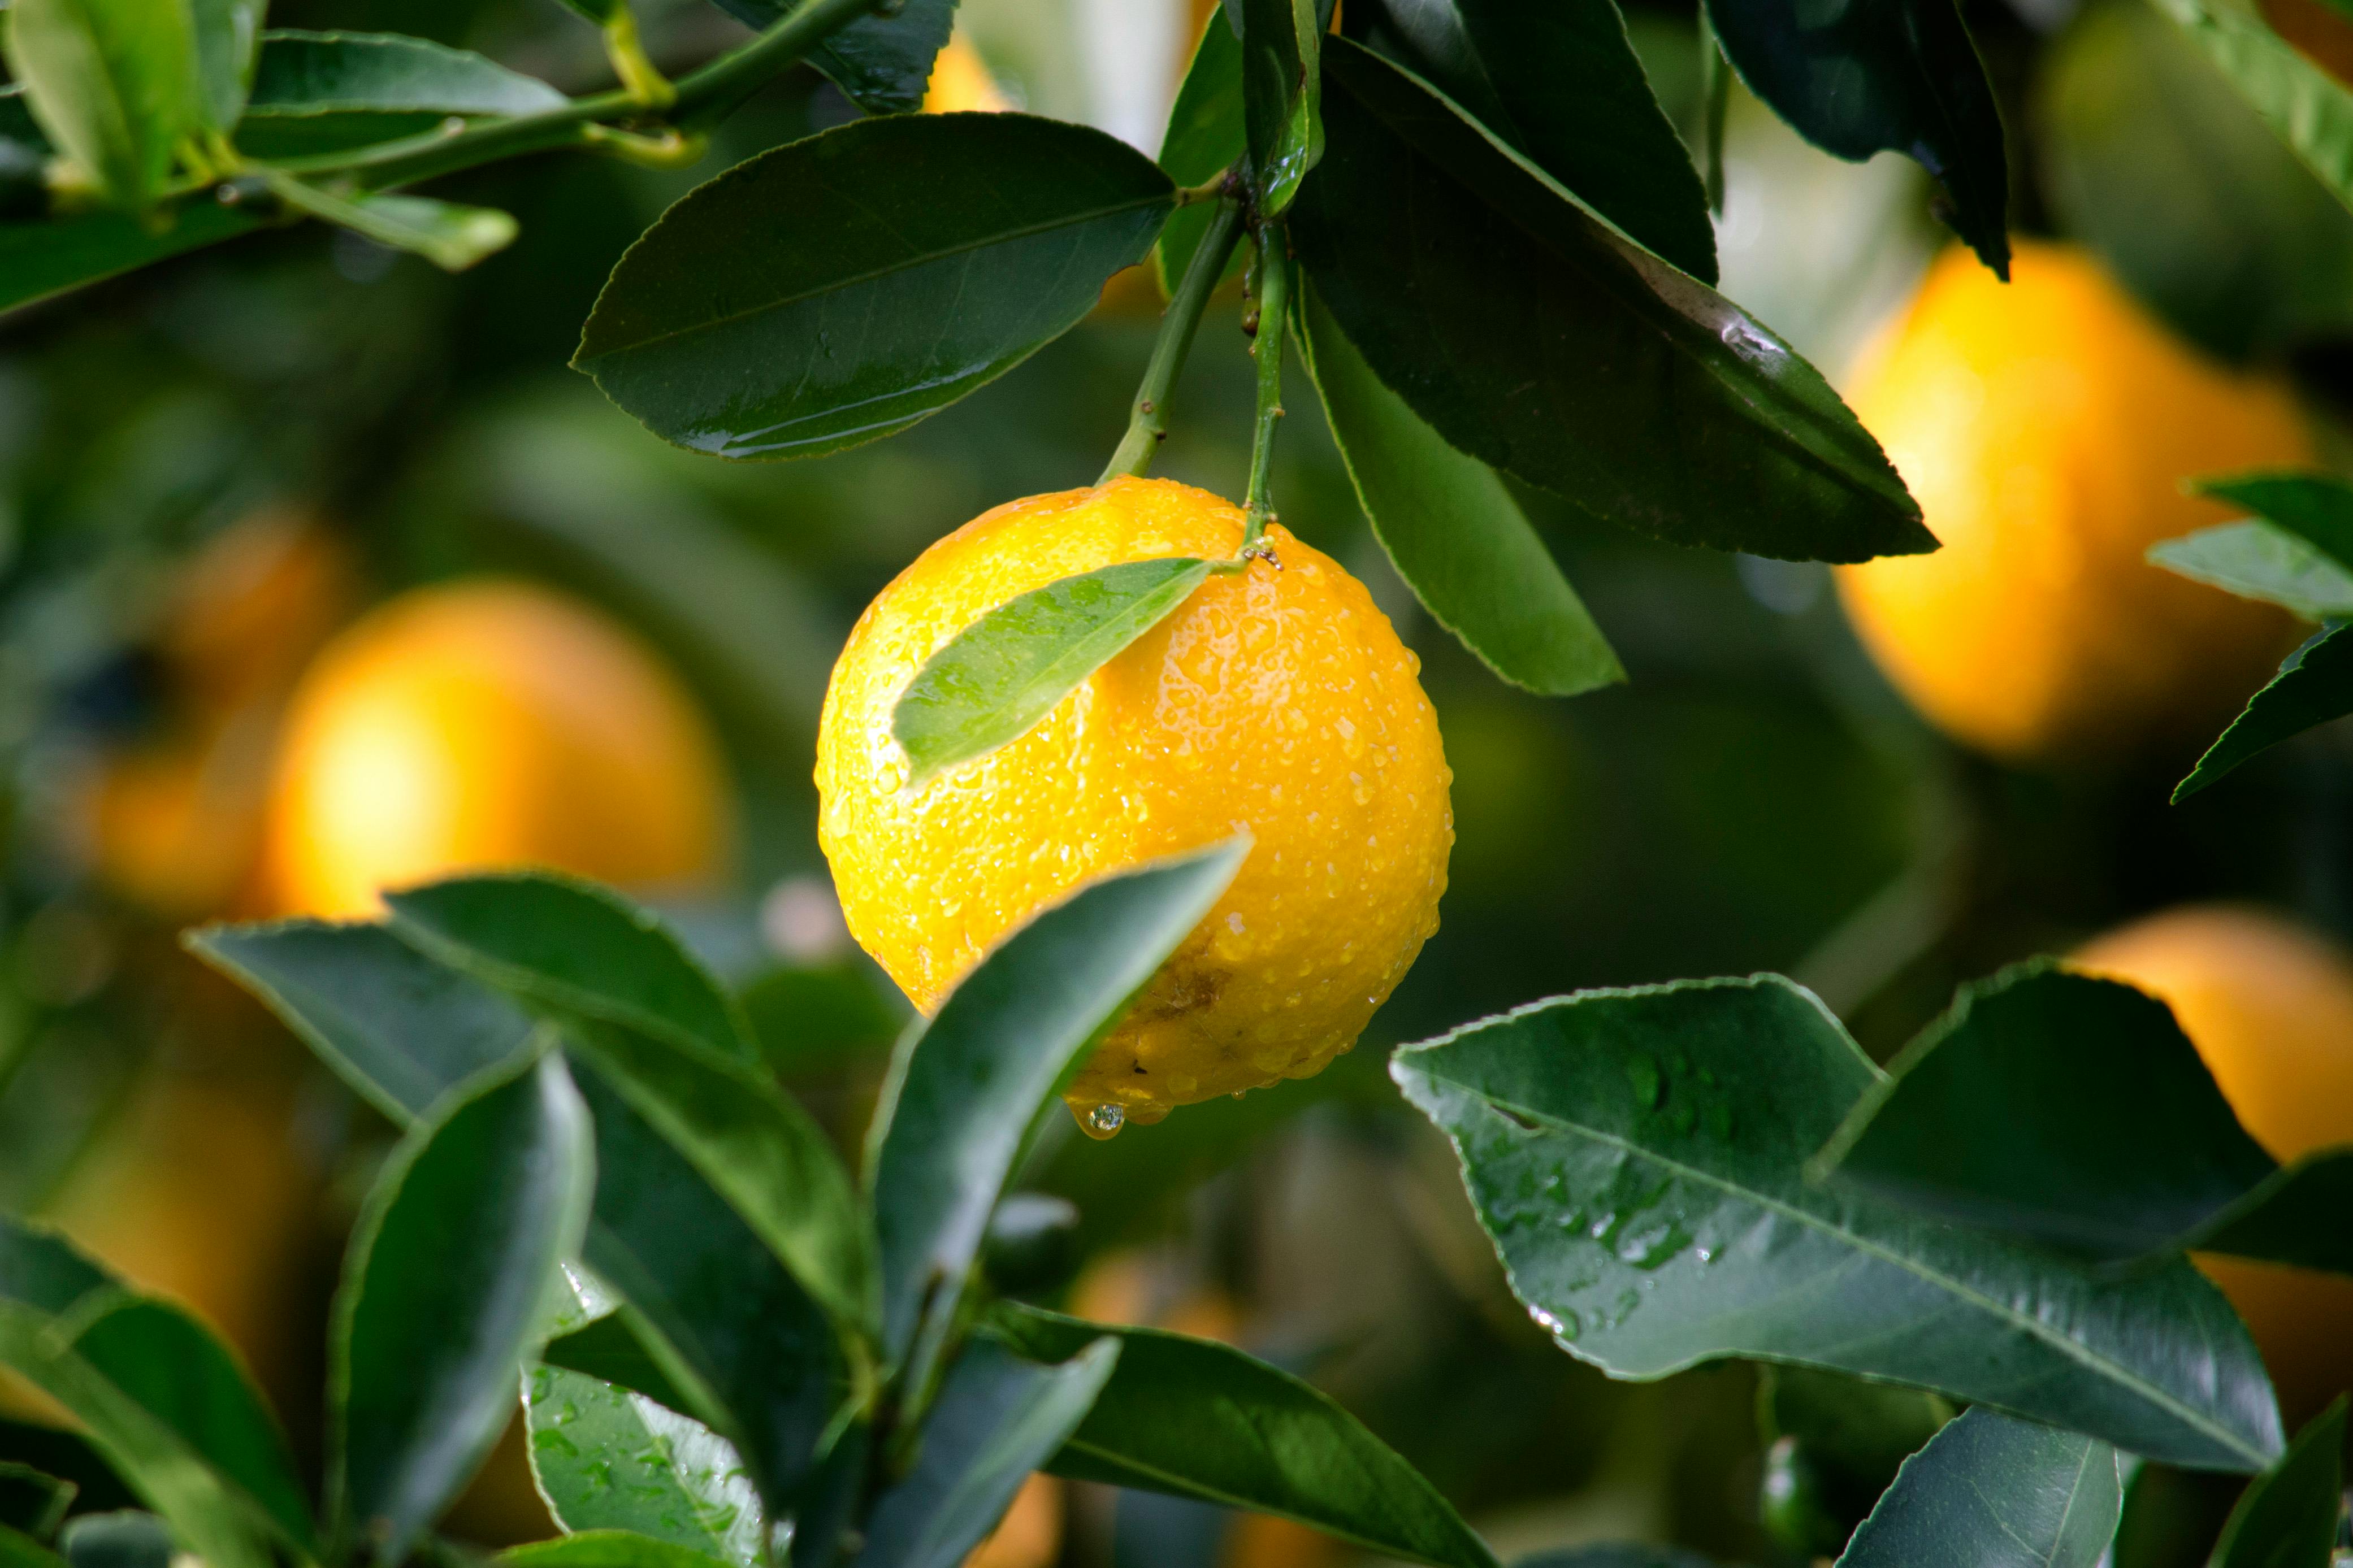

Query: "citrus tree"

xmin=3 ymin=0 xmax=2353 ymax=1566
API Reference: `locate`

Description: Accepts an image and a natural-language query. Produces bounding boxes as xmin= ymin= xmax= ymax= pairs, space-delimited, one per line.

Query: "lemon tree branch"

xmin=1100 ymin=192 xmax=1245 ymax=484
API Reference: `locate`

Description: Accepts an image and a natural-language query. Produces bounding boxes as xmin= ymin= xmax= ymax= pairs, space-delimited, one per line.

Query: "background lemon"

xmin=1835 ymin=242 xmax=2309 ymax=762
xmin=2073 ymin=905 xmax=2353 ymax=1423
xmin=816 ymin=475 xmax=1451 ymax=1129
xmin=263 ymin=579 xmax=730 ymax=918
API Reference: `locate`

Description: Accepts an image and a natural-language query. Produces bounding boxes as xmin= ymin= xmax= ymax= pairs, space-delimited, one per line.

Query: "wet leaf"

xmin=524 ymin=1367 xmax=765 ymax=1567
xmin=499 ymin=1532 xmax=735 ymax=1568
xmin=1236 ymin=0 xmax=1322 ymax=215
xmin=1836 ymin=1407 xmax=2120 ymax=1567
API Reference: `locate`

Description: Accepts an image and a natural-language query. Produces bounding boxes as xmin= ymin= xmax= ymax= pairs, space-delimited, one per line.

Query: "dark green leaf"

xmin=2211 ymin=1400 xmax=2346 ymax=1568
xmin=384 ymin=874 xmax=756 ymax=1065
xmin=1353 ymin=0 xmax=1714 ymax=281
xmin=249 ymin=29 xmax=567 ymax=115
xmin=857 ymin=1337 xmax=1118 ymax=1568
xmin=2111 ymin=1462 xmax=2244 ymax=1568
xmin=1701 ymin=0 xmax=2007 ymax=276
xmin=2149 ymin=523 xmax=2353 ymax=622
xmin=1835 ymin=1408 xmax=2120 ymax=1568
xmin=1513 ymin=1552 xmax=1720 ymax=1568
xmin=0 ymin=1423 xmax=135 ymax=1519
xmin=575 ymin=115 xmax=1173 ymax=461
xmin=500 ymin=1532 xmax=735 ymax=1568
xmin=1757 ymin=1366 xmax=1951 ymax=1530
xmin=260 ymin=173 xmax=518 ymax=271
xmin=2 ymin=0 xmax=202 ymax=204
xmin=54 ymin=1515 xmax=168 ymax=1568
xmin=991 ymin=1302 xmax=1498 ymax=1568
xmin=0 ymin=201 xmax=266 ymax=317
xmin=0 ymin=1523 xmax=64 ymax=1568
xmin=2150 ymin=0 xmax=2353 ymax=216
xmin=0 ymin=1465 xmax=73 ymax=1542
xmin=890 ymin=558 xmax=1216 ymax=786
xmin=1156 ymin=7 xmax=1247 ymax=295
xmin=737 ymin=964 xmax=904 ymax=1081
xmin=188 ymin=919 xmax=539 ymax=1127
xmin=868 ymin=842 xmax=1246 ymax=1361
xmin=1292 ymin=39 xmax=1929 ymax=564
xmin=1237 ymin=0 xmax=1322 ymax=215
xmin=1294 ymin=283 xmax=1620 ymax=697
xmin=331 ymin=1052 xmax=596 ymax=1563
xmin=524 ymin=1367 xmax=765 ymax=1566
xmin=1391 ymin=977 xmax=2285 ymax=1471
xmin=2196 ymin=472 xmax=2353 ymax=572
xmin=2175 ymin=622 xmax=2353 ymax=800
xmin=189 ymin=0 xmax=262 ymax=129
xmin=707 ymin=0 xmax=953 ymax=116
xmin=540 ymin=1315 xmax=695 ymax=1421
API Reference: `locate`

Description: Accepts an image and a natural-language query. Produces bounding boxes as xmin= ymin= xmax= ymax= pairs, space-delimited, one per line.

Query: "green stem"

xmin=604 ymin=7 xmax=678 ymax=111
xmin=1239 ymin=221 xmax=1291 ymax=551
xmin=1098 ymin=194 xmax=1244 ymax=485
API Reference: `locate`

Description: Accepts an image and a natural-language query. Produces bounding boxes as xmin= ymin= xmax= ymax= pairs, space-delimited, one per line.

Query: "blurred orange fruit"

xmin=262 ymin=580 xmax=730 ymax=918
xmin=2262 ymin=0 xmax=2353 ymax=84
xmin=1835 ymin=242 xmax=2309 ymax=762
xmin=2074 ymin=905 xmax=2353 ymax=1422
xmin=965 ymin=1474 xmax=1064 ymax=1568
xmin=924 ymin=33 xmax=1011 ymax=115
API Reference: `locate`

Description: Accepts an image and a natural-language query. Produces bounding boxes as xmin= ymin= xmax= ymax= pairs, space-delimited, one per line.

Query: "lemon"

xmin=922 ymin=33 xmax=1011 ymax=115
xmin=1835 ymin=242 xmax=2309 ymax=762
xmin=262 ymin=580 xmax=730 ymax=918
xmin=816 ymin=476 xmax=1451 ymax=1130
xmin=2074 ymin=905 xmax=2353 ymax=1423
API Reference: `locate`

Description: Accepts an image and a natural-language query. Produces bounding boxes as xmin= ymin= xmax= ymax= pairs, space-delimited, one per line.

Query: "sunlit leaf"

xmin=525 ymin=1368 xmax=765 ymax=1567
xmin=2 ymin=0 xmax=202 ymax=204
xmin=2197 ymin=471 xmax=2353 ymax=571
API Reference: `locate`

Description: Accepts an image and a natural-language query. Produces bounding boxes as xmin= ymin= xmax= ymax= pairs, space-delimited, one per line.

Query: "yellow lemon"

xmin=963 ymin=1475 xmax=1063 ymax=1568
xmin=923 ymin=33 xmax=1011 ymax=115
xmin=815 ymin=476 xmax=1450 ymax=1129
xmin=1836 ymin=242 xmax=2309 ymax=762
xmin=2074 ymin=905 xmax=2353 ymax=1423
xmin=262 ymin=580 xmax=730 ymax=918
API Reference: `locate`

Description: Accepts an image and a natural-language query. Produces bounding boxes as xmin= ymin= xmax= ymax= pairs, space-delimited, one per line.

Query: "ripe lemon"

xmin=1835 ymin=242 xmax=2309 ymax=762
xmin=262 ymin=580 xmax=730 ymax=918
xmin=815 ymin=476 xmax=1451 ymax=1130
xmin=963 ymin=1475 xmax=1063 ymax=1568
xmin=2073 ymin=905 xmax=2353 ymax=1422
xmin=923 ymin=33 xmax=1011 ymax=115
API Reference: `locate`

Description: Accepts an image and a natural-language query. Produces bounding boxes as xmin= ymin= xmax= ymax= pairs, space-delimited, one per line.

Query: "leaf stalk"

xmin=1097 ymin=191 xmax=1245 ymax=485
xmin=1240 ymin=219 xmax=1292 ymax=551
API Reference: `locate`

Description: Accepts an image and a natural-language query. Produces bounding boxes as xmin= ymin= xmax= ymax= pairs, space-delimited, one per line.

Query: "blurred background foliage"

xmin=5 ymin=0 xmax=2353 ymax=1563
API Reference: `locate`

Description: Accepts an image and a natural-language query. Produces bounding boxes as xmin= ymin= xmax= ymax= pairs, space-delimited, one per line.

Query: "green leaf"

xmin=188 ymin=919 xmax=539 ymax=1127
xmin=1156 ymin=7 xmax=1247 ymax=295
xmin=737 ymin=965 xmax=904 ymax=1081
xmin=867 ymin=842 xmax=1246 ymax=1362
xmin=1701 ymin=0 xmax=2008 ymax=276
xmin=2148 ymin=523 xmax=2353 ymax=622
xmin=1756 ymin=1366 xmax=1952 ymax=1532
xmin=2196 ymin=471 xmax=2353 ymax=571
xmin=0 ymin=1465 xmax=74 ymax=1542
xmin=1294 ymin=281 xmax=1620 ymax=697
xmin=859 ymin=1337 xmax=1119 ymax=1568
xmin=0 ymin=201 xmax=265 ymax=317
xmin=540 ymin=1315 xmax=696 ymax=1421
xmin=188 ymin=0 xmax=262 ymax=129
xmin=0 ymin=1523 xmax=65 ymax=1568
xmin=0 ymin=1226 xmax=284 ymax=1568
xmin=500 ymin=1532 xmax=734 ymax=1568
xmin=384 ymin=874 xmax=757 ymax=1066
xmin=237 ymin=29 xmax=567 ymax=158
xmin=1390 ymin=976 xmax=2285 ymax=1472
xmin=524 ymin=1367 xmax=765 ymax=1567
xmin=1292 ymin=38 xmax=1929 ymax=564
xmin=1835 ymin=1408 xmax=2120 ymax=1568
xmin=331 ymin=1052 xmax=596 ymax=1563
xmin=990 ymin=1302 xmax=1498 ymax=1568
xmin=889 ymin=558 xmax=1217 ymax=787
xmin=2111 ymin=1462 xmax=2244 ymax=1568
xmin=2150 ymin=0 xmax=2353 ymax=218
xmin=1352 ymin=0 xmax=1715 ymax=282
xmin=3 ymin=0 xmax=201 ymax=205
xmin=1237 ymin=0 xmax=1323 ymax=215
xmin=707 ymin=0 xmax=953 ymax=116
xmin=575 ymin=115 xmax=1173 ymax=461
xmin=1513 ymin=1552 xmax=1721 ymax=1568
xmin=2174 ymin=622 xmax=2353 ymax=800
xmin=0 ymin=1422 xmax=136 ymax=1520
xmin=258 ymin=173 xmax=518 ymax=272
xmin=2211 ymin=1400 xmax=2346 ymax=1568
xmin=2038 ymin=0 xmax=2353 ymax=362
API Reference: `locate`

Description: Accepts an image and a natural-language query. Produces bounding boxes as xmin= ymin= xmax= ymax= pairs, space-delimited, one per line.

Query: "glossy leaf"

xmin=707 ymin=0 xmax=952 ymax=116
xmin=540 ymin=1314 xmax=695 ymax=1421
xmin=1292 ymin=40 xmax=1929 ymax=564
xmin=2176 ymin=622 xmax=2353 ymax=800
xmin=991 ymin=1302 xmax=1498 ymax=1568
xmin=1701 ymin=0 xmax=2008 ymax=276
xmin=1351 ymin=0 xmax=1714 ymax=281
xmin=525 ymin=1367 xmax=765 ymax=1566
xmin=891 ymin=558 xmax=1216 ymax=786
xmin=2211 ymin=1400 xmax=2346 ymax=1568
xmin=2150 ymin=523 xmax=2353 ymax=622
xmin=331 ymin=1052 xmax=595 ymax=1563
xmin=1392 ymin=976 xmax=2285 ymax=1472
xmin=2151 ymin=0 xmax=2353 ymax=215
xmin=867 ymin=842 xmax=1246 ymax=1361
xmin=1294 ymin=283 xmax=1620 ymax=697
xmin=857 ymin=1337 xmax=1119 ymax=1568
xmin=385 ymin=874 xmax=756 ymax=1065
xmin=1835 ymin=1407 xmax=2120 ymax=1568
xmin=1156 ymin=7 xmax=1247 ymax=294
xmin=259 ymin=173 xmax=517 ymax=271
xmin=188 ymin=920 xmax=539 ymax=1126
xmin=0 ymin=201 xmax=264 ymax=316
xmin=3 ymin=0 xmax=201 ymax=205
xmin=2198 ymin=472 xmax=2353 ymax=570
xmin=500 ymin=1532 xmax=735 ymax=1568
xmin=1237 ymin=0 xmax=1322 ymax=215
xmin=575 ymin=115 xmax=1173 ymax=461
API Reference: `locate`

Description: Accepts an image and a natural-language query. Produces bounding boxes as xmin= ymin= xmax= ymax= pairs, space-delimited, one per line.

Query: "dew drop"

xmin=1084 ymin=1103 xmax=1125 ymax=1138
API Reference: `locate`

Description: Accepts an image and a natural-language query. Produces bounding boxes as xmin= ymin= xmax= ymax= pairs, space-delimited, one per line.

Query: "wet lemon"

xmin=262 ymin=580 xmax=729 ymax=918
xmin=816 ymin=476 xmax=1450 ymax=1129
xmin=1836 ymin=242 xmax=2309 ymax=761
xmin=2074 ymin=905 xmax=2353 ymax=1422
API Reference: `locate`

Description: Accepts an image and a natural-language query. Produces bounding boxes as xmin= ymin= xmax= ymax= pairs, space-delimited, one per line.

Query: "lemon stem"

xmin=1240 ymin=220 xmax=1292 ymax=552
xmin=1099 ymin=192 xmax=1245 ymax=484
xmin=603 ymin=7 xmax=679 ymax=111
